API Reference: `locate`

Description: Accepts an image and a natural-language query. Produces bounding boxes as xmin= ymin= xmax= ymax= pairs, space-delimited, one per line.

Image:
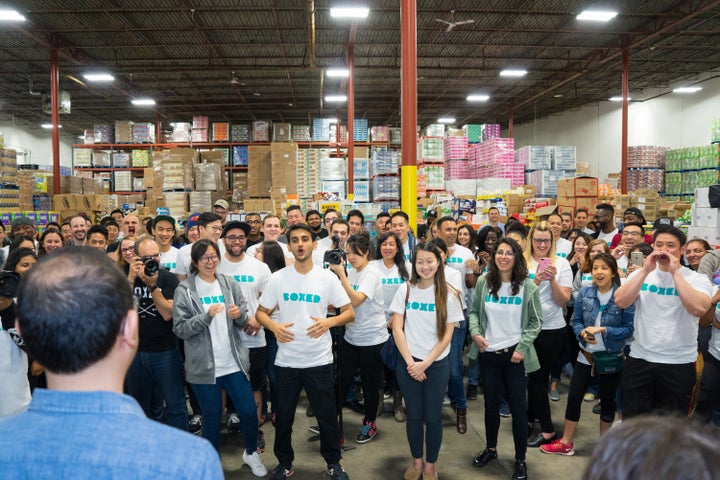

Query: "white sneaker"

xmin=243 ymin=450 xmax=268 ymax=477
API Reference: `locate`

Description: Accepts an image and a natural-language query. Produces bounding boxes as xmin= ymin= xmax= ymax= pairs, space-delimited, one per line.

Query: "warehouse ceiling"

xmin=0 ymin=0 xmax=719 ymax=141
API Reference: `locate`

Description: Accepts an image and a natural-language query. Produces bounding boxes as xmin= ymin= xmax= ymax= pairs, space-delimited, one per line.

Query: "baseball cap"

xmin=213 ymin=199 xmax=230 ymax=210
xmin=426 ymin=209 xmax=438 ymax=218
xmin=153 ymin=215 xmax=176 ymax=229
xmin=11 ymin=216 xmax=35 ymax=230
xmin=185 ymin=212 xmax=201 ymax=231
xmin=653 ymin=217 xmax=673 ymax=229
xmin=222 ymin=221 xmax=251 ymax=237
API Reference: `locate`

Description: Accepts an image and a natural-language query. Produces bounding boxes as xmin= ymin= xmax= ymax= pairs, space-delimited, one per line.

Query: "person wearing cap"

xmin=216 ymin=221 xmax=272 ymax=445
xmin=213 ymin=199 xmax=230 ymax=226
xmin=609 ymin=208 xmax=653 ymax=248
xmin=11 ymin=217 xmax=37 ymax=241
xmin=184 ymin=212 xmax=202 ymax=244
xmin=417 ymin=209 xmax=437 ymax=242
xmin=176 ymin=213 xmax=224 ymax=282
xmin=125 ymin=236 xmax=187 ymax=431
xmin=154 ymin=216 xmax=179 ymax=273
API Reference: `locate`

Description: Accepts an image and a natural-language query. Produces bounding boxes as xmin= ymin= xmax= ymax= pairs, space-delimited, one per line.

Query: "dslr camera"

xmin=0 ymin=271 xmax=21 ymax=298
xmin=140 ymin=255 xmax=160 ymax=277
xmin=323 ymin=235 xmax=347 ymax=275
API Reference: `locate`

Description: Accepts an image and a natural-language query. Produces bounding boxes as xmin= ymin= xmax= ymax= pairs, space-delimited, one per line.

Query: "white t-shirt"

xmin=216 ymin=255 xmax=272 ymax=348
xmin=345 ymin=264 xmax=389 ymax=347
xmin=616 ymin=255 xmax=629 ymax=273
xmin=176 ymin=241 xmax=225 ymax=276
xmin=597 ymin=229 xmax=619 ymax=246
xmin=246 ymin=241 xmax=293 ymax=262
xmin=194 ymin=276 xmax=239 ymax=377
xmin=372 ymin=259 xmax=412 ymax=319
xmin=527 ymin=256 xmax=573 ymax=330
xmin=555 ymin=237 xmax=573 ymax=259
xmin=629 ymin=265 xmax=712 ymax=364
xmin=444 ymin=266 xmax=465 ymax=309
xmin=258 ymin=264 xmax=351 ymax=368
xmin=159 ymin=246 xmax=179 ymax=273
xmin=710 ymin=286 xmax=720 ymax=361
xmin=484 ymin=282 xmax=524 ymax=351
xmin=446 ymin=243 xmax=474 ymax=301
xmin=389 ymin=283 xmax=463 ymax=361
xmin=402 ymin=238 xmax=412 ymax=262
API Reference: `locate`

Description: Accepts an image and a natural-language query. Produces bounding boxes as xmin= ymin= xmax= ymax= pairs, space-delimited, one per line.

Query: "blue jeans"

xmin=447 ymin=320 xmax=467 ymax=409
xmin=191 ymin=371 xmax=258 ymax=453
xmin=126 ymin=347 xmax=188 ymax=431
xmin=396 ymin=355 xmax=450 ymax=463
xmin=468 ymin=356 xmax=480 ymax=386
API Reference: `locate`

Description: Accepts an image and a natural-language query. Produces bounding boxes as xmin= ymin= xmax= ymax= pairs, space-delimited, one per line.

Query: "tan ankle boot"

xmin=393 ymin=391 xmax=406 ymax=423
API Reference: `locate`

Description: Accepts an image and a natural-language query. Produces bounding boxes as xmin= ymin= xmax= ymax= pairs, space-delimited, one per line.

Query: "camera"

xmin=141 ymin=255 xmax=159 ymax=277
xmin=323 ymin=235 xmax=347 ymax=274
xmin=0 ymin=271 xmax=21 ymax=298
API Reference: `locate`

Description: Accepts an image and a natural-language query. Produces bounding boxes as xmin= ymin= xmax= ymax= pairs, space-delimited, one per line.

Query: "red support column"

xmin=348 ymin=43 xmax=355 ymax=194
xmin=400 ymin=0 xmax=418 ymax=232
xmin=621 ymin=49 xmax=629 ymax=194
xmin=50 ymin=49 xmax=60 ymax=195
xmin=508 ymin=107 xmax=514 ymax=138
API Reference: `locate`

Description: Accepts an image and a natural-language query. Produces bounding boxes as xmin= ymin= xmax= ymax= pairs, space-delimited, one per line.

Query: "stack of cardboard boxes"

xmin=557 ymin=177 xmax=599 ymax=214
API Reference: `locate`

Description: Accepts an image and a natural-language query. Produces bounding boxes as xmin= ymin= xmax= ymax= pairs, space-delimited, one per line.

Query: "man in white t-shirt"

xmin=390 ymin=211 xmax=416 ymax=262
xmin=176 ymin=213 xmax=224 ymax=281
xmin=256 ymin=224 xmax=354 ymax=480
xmin=246 ymin=214 xmax=293 ymax=263
xmin=548 ymin=213 xmax=572 ymax=259
xmin=611 ymin=222 xmax=645 ymax=273
xmin=615 ymin=226 xmax=712 ymax=418
xmin=593 ymin=203 xmax=618 ymax=245
xmin=153 ymin=215 xmax=179 ymax=273
xmin=436 ymin=216 xmax=478 ymax=434
xmin=217 ymin=221 xmax=272 ymax=438
xmin=314 ymin=219 xmax=349 ymax=267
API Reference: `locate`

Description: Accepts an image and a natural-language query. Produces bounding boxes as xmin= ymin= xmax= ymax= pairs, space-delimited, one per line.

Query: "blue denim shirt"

xmin=572 ymin=284 xmax=635 ymax=353
xmin=0 ymin=389 xmax=223 ymax=479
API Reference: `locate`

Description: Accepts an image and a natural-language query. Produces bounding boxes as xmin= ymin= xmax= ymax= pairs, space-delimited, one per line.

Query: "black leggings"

xmin=565 ymin=362 xmax=621 ymax=424
xmin=339 ymin=339 xmax=385 ymax=422
xmin=527 ymin=328 xmax=567 ymax=433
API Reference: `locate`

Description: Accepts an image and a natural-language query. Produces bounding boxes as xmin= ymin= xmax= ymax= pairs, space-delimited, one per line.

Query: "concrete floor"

xmin=219 ymin=379 xmax=601 ymax=479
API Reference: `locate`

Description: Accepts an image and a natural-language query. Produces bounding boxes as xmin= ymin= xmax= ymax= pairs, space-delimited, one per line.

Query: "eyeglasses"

xmin=622 ymin=230 xmax=642 ymax=237
xmin=532 ymin=238 xmax=552 ymax=244
xmin=121 ymin=246 xmax=135 ymax=253
xmin=225 ymin=235 xmax=246 ymax=242
xmin=199 ymin=255 xmax=219 ymax=263
xmin=247 ymin=220 xmax=262 ymax=224
xmin=495 ymin=250 xmax=515 ymax=257
xmin=209 ymin=226 xmax=223 ymax=232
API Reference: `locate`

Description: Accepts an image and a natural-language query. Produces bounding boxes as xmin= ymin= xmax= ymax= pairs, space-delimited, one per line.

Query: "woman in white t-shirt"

xmin=523 ymin=221 xmax=572 ymax=448
xmin=469 ymin=238 xmax=541 ymax=480
xmin=372 ymin=231 xmax=411 ymax=422
xmin=390 ymin=242 xmax=463 ymax=480
xmin=172 ymin=239 xmax=267 ymax=476
xmin=541 ymin=253 xmax=634 ymax=456
xmin=329 ymin=232 xmax=389 ymax=444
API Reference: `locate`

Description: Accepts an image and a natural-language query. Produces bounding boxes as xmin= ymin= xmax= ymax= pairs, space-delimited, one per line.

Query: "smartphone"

xmin=538 ymin=257 xmax=552 ymax=274
xmin=585 ymin=332 xmax=596 ymax=341
xmin=630 ymin=251 xmax=644 ymax=267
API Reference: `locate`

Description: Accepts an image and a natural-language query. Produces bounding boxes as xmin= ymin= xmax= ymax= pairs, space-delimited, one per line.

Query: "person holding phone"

xmin=541 ymin=254 xmax=634 ymax=455
xmin=610 ymin=222 xmax=646 ymax=274
xmin=523 ymin=221 xmax=573 ymax=447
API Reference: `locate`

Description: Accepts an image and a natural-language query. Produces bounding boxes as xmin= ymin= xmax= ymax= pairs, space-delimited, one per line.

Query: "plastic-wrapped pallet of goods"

xmin=172 ymin=123 xmax=192 ymax=143
xmin=444 ymin=136 xmax=468 ymax=160
xmin=231 ymin=124 xmax=251 ymax=142
xmin=292 ymin=125 xmax=311 ymax=142
xmin=93 ymin=124 xmax=114 ymax=143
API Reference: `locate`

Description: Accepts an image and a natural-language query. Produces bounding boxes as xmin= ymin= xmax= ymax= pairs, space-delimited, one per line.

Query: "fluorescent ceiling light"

xmin=577 ymin=10 xmax=618 ymax=22
xmin=609 ymin=96 xmax=631 ymax=101
xmin=325 ymin=95 xmax=347 ymax=102
xmin=438 ymin=117 xmax=455 ymax=124
xmin=467 ymin=94 xmax=490 ymax=102
xmin=327 ymin=118 xmax=339 ymax=124
xmin=500 ymin=69 xmax=527 ymax=77
xmin=0 ymin=10 xmax=26 ymax=21
xmin=330 ymin=7 xmax=369 ymax=19
xmin=83 ymin=73 xmax=115 ymax=82
xmin=326 ymin=68 xmax=350 ymax=78
xmin=131 ymin=98 xmax=156 ymax=106
xmin=673 ymin=86 xmax=702 ymax=93
xmin=41 ymin=124 xmax=62 ymax=129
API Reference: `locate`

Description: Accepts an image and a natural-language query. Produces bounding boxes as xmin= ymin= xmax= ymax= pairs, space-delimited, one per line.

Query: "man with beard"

xmin=245 ymin=212 xmax=264 ymax=248
xmin=216 ymin=222 xmax=272 ymax=447
xmin=306 ymin=210 xmax=326 ymax=239
xmin=593 ymin=204 xmax=618 ymax=246
xmin=68 ymin=215 xmax=88 ymax=247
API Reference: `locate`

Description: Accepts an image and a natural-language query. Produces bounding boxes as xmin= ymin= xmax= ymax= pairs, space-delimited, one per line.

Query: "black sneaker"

xmin=323 ymin=463 xmax=350 ymax=480
xmin=188 ymin=414 xmax=202 ymax=435
xmin=467 ymin=384 xmax=478 ymax=400
xmin=270 ymin=464 xmax=294 ymax=480
xmin=512 ymin=460 xmax=528 ymax=480
xmin=472 ymin=449 xmax=498 ymax=468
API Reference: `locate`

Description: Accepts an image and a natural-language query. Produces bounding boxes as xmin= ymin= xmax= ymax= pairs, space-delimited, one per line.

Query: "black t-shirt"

xmin=317 ymin=228 xmax=329 ymax=239
xmin=133 ymin=268 xmax=179 ymax=352
xmin=246 ymin=234 xmax=264 ymax=249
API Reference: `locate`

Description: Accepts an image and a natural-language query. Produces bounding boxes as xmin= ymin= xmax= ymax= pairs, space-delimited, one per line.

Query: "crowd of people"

xmin=1 ymin=198 xmax=719 ymax=480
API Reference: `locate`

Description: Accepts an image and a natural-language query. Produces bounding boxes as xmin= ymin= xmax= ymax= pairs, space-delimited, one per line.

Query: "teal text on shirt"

xmin=556 ymin=252 xmax=567 ymax=258
xmin=446 ymin=256 xmax=463 ymax=264
xmin=200 ymin=295 xmax=225 ymax=305
xmin=406 ymin=302 xmax=435 ymax=312
xmin=485 ymin=294 xmax=522 ymax=305
xmin=162 ymin=262 xmax=177 ymax=270
xmin=382 ymin=277 xmax=405 ymax=285
xmin=283 ymin=292 xmax=321 ymax=303
xmin=231 ymin=274 xmax=255 ymax=283
xmin=640 ymin=283 xmax=679 ymax=297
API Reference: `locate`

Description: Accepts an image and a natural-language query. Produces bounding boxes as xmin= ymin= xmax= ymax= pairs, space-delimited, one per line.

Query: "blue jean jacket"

xmin=572 ymin=284 xmax=634 ymax=353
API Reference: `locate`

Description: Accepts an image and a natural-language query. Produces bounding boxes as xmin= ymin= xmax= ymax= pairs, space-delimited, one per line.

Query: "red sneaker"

xmin=540 ymin=439 xmax=575 ymax=456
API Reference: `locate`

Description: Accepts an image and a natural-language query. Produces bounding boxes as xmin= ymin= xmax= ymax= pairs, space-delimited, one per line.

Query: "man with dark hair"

xmin=87 ymin=224 xmax=109 ymax=251
xmin=125 ymin=237 xmax=187 ymax=431
xmin=153 ymin=215 xmax=179 ymax=273
xmin=315 ymin=219 xmax=350 ymax=267
xmin=615 ymin=226 xmax=712 ymax=418
xmin=176 ymin=213 xmax=223 ymax=281
xmin=417 ymin=208 xmax=437 ymax=241
xmin=110 ymin=208 xmax=124 ymax=224
xmin=374 ymin=212 xmax=390 ymax=235
xmin=101 ymin=218 xmax=121 ymax=253
xmin=487 ymin=206 xmax=505 ymax=233
xmin=317 ymin=209 xmax=341 ymax=251
xmin=0 ymin=248 xmax=222 ymax=478
xmin=256 ymin=224 xmax=354 ymax=480
xmin=245 ymin=212 xmax=264 ymax=248
xmin=559 ymin=212 xmax=573 ymax=238
xmin=573 ymin=208 xmax=594 ymax=235
xmin=346 ymin=210 xmax=364 ymax=236
xmin=279 ymin=206 xmax=305 ymax=244
xmin=306 ymin=209 xmax=326 ymax=239
xmin=390 ymin=211 xmax=416 ymax=262
xmin=593 ymin=204 xmax=618 ymax=245
xmin=611 ymin=222 xmax=646 ymax=272
xmin=609 ymin=208 xmax=653 ymax=248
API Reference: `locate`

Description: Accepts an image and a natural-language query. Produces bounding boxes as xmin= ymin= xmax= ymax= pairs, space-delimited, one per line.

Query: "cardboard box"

xmin=557 ymin=196 xmax=599 ymax=215
xmin=557 ymin=177 xmax=598 ymax=198
xmin=248 ymin=146 xmax=272 ymax=197
xmin=273 ymin=123 xmax=292 ymax=142
xmin=521 ymin=185 xmax=537 ymax=197
xmin=244 ymin=198 xmax=274 ymax=212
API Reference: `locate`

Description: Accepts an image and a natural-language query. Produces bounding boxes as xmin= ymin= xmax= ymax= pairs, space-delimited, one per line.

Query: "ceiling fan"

xmin=230 ymin=71 xmax=245 ymax=86
xmin=435 ymin=10 xmax=475 ymax=32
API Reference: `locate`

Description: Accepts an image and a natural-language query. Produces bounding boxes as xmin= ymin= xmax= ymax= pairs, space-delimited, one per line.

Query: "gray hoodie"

xmin=172 ymin=273 xmax=250 ymax=384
